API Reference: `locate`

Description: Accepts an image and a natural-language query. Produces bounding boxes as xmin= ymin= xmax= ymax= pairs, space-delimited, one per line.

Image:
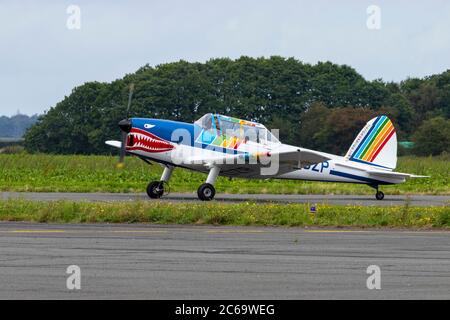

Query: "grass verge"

xmin=0 ymin=154 xmax=449 ymax=195
xmin=0 ymin=199 xmax=448 ymax=229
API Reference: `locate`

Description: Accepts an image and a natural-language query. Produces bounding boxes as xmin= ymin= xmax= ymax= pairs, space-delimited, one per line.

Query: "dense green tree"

xmin=383 ymin=93 xmax=414 ymax=136
xmin=412 ymin=117 xmax=450 ymax=156
xmin=297 ymin=103 xmax=402 ymax=155
xmin=24 ymin=82 xmax=109 ymax=154
xmin=22 ymin=57 xmax=450 ymax=155
xmin=297 ymin=102 xmax=328 ymax=150
xmin=313 ymin=107 xmax=379 ymax=155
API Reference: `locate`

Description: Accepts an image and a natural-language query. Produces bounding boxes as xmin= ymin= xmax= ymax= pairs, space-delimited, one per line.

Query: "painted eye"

xmin=144 ymin=124 xmax=154 ymax=129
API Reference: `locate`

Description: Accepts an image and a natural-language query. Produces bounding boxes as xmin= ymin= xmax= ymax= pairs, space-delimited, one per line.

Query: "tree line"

xmin=24 ymin=56 xmax=450 ymax=156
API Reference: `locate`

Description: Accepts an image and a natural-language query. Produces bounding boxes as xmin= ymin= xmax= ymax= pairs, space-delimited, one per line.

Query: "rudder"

xmin=345 ymin=115 xmax=397 ymax=170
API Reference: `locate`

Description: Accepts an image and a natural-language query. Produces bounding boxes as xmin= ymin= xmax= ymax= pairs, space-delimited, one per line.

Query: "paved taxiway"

xmin=1 ymin=192 xmax=449 ymax=206
xmin=0 ymin=222 xmax=449 ymax=299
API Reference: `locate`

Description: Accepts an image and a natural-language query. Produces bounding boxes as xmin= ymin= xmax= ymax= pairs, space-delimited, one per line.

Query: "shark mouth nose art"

xmin=126 ymin=128 xmax=174 ymax=153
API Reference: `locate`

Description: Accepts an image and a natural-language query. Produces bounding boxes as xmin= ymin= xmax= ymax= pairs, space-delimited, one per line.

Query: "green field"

xmin=0 ymin=199 xmax=448 ymax=228
xmin=0 ymin=154 xmax=448 ymax=195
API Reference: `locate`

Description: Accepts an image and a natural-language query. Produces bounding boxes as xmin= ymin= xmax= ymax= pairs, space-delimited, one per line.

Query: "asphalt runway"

xmin=1 ymin=192 xmax=449 ymax=206
xmin=0 ymin=222 xmax=449 ymax=299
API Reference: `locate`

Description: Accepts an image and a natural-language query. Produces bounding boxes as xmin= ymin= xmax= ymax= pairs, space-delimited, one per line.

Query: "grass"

xmin=0 ymin=154 xmax=448 ymax=195
xmin=0 ymin=199 xmax=448 ymax=228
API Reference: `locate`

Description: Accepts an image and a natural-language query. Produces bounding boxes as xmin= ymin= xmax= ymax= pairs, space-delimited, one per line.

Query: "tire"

xmin=197 ymin=183 xmax=216 ymax=201
xmin=147 ymin=181 xmax=164 ymax=199
xmin=375 ymin=191 xmax=384 ymax=200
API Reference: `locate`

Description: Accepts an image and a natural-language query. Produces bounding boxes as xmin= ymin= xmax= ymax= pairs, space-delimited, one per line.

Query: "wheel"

xmin=375 ymin=191 xmax=384 ymax=200
xmin=197 ymin=183 xmax=216 ymax=201
xmin=147 ymin=181 xmax=164 ymax=199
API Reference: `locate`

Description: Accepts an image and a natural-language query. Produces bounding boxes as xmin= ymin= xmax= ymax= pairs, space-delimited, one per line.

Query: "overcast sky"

xmin=1 ymin=0 xmax=449 ymax=116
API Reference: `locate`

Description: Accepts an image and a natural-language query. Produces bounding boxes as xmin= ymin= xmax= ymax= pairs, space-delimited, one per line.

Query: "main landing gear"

xmin=197 ymin=183 xmax=215 ymax=201
xmin=197 ymin=166 xmax=220 ymax=201
xmin=146 ymin=165 xmax=221 ymax=201
xmin=371 ymin=184 xmax=385 ymax=200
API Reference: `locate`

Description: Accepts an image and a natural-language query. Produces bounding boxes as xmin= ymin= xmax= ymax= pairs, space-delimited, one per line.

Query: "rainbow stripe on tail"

xmin=345 ymin=115 xmax=397 ymax=170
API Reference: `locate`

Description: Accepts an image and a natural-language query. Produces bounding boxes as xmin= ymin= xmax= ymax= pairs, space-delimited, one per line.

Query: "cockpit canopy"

xmin=194 ymin=113 xmax=280 ymax=145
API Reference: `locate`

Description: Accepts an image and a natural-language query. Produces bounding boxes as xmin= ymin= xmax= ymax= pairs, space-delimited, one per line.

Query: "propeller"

xmin=117 ymin=83 xmax=134 ymax=168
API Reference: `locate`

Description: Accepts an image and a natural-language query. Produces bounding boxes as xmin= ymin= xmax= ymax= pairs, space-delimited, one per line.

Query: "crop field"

xmin=0 ymin=154 xmax=448 ymax=195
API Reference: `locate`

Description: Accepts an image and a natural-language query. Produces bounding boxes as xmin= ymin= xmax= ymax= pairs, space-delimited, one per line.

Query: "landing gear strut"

xmin=197 ymin=166 xmax=220 ymax=201
xmin=146 ymin=165 xmax=173 ymax=199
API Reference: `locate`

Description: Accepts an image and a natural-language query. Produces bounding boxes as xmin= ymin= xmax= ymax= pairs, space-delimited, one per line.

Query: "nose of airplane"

xmin=118 ymin=118 xmax=132 ymax=133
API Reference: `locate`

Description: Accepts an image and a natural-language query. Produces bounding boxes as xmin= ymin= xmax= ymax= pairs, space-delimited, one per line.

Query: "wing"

xmin=184 ymin=147 xmax=333 ymax=178
xmin=271 ymin=148 xmax=333 ymax=168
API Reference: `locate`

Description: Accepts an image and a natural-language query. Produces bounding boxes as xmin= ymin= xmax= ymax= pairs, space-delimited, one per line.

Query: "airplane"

xmin=106 ymin=109 xmax=426 ymax=201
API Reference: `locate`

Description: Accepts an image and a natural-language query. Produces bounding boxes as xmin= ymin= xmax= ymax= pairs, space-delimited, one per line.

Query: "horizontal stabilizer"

xmin=367 ymin=169 xmax=429 ymax=180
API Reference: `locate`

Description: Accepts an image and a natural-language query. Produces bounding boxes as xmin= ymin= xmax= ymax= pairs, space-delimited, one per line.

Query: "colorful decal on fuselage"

xmin=195 ymin=129 xmax=244 ymax=151
xmin=351 ymin=115 xmax=395 ymax=163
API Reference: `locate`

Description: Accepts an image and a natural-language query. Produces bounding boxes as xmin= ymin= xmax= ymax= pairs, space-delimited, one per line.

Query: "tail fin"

xmin=345 ymin=115 xmax=397 ymax=170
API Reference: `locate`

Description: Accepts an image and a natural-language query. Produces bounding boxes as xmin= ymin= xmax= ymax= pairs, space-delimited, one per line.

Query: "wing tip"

xmin=409 ymin=174 xmax=430 ymax=178
xmin=105 ymin=140 xmax=122 ymax=148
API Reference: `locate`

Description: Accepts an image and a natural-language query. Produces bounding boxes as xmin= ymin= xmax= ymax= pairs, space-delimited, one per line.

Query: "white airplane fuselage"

xmin=107 ymin=114 xmax=422 ymax=201
xmin=125 ymin=137 xmax=403 ymax=186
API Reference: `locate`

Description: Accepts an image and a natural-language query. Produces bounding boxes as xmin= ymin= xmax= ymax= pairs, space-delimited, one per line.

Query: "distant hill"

xmin=0 ymin=114 xmax=38 ymax=138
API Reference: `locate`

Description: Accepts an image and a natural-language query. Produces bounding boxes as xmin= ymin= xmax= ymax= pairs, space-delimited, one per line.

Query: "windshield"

xmin=195 ymin=114 xmax=280 ymax=145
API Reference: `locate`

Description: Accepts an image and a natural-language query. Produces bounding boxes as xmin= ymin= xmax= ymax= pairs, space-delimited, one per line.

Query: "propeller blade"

xmin=118 ymin=131 xmax=127 ymax=165
xmin=126 ymin=83 xmax=134 ymax=119
xmin=117 ymin=83 xmax=134 ymax=168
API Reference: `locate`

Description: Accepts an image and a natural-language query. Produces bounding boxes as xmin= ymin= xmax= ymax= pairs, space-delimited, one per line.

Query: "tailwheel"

xmin=197 ymin=183 xmax=216 ymax=201
xmin=147 ymin=181 xmax=164 ymax=199
xmin=375 ymin=191 xmax=384 ymax=200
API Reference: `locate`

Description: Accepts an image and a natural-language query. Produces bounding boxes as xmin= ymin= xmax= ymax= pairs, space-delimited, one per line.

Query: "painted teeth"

xmin=127 ymin=132 xmax=173 ymax=152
